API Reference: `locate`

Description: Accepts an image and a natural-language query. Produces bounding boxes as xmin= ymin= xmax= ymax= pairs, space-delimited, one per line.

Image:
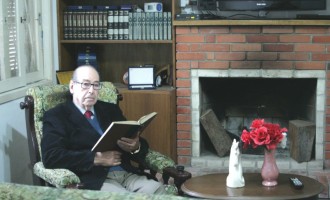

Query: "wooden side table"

xmin=181 ymin=173 xmax=324 ymax=199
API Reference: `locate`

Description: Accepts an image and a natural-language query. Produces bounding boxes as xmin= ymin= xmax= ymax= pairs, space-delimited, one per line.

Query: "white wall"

xmin=0 ymin=0 xmax=57 ymax=184
xmin=0 ymin=99 xmax=33 ymax=184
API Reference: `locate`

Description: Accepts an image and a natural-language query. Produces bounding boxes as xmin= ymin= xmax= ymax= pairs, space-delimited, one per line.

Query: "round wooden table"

xmin=181 ymin=173 xmax=324 ymax=199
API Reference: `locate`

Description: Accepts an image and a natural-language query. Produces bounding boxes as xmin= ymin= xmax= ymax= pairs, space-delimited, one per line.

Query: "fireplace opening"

xmin=199 ymin=77 xmax=317 ymax=160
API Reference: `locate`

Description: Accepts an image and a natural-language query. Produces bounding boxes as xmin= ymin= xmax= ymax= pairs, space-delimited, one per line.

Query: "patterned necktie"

xmin=84 ymin=110 xmax=93 ymax=119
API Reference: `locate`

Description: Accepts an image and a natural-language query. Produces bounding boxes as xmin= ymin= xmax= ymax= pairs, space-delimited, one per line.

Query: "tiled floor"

xmin=182 ymin=167 xmax=330 ymax=199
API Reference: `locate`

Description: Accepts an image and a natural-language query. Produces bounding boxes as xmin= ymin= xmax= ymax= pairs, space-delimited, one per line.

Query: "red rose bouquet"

xmin=241 ymin=119 xmax=287 ymax=151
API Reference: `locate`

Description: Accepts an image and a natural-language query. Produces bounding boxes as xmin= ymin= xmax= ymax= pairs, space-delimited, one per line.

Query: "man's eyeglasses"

xmin=74 ymin=81 xmax=102 ymax=90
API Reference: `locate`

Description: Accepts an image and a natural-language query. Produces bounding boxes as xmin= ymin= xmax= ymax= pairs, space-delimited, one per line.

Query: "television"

xmin=199 ymin=0 xmax=327 ymax=11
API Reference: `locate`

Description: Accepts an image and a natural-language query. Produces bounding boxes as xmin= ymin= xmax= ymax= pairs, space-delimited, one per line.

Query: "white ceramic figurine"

xmin=226 ymin=139 xmax=245 ymax=188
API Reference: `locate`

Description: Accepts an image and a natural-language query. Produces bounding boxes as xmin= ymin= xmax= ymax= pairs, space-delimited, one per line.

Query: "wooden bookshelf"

xmin=56 ymin=0 xmax=177 ymax=161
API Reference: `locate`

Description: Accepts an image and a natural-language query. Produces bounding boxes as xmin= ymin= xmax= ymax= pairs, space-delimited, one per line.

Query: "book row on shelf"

xmin=63 ymin=6 xmax=172 ymax=41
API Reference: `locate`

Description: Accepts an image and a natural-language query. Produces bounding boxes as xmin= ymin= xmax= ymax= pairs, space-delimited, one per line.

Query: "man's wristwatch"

xmin=130 ymin=144 xmax=141 ymax=154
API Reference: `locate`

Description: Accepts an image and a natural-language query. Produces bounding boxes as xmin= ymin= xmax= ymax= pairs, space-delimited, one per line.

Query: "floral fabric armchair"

xmin=20 ymin=82 xmax=190 ymax=194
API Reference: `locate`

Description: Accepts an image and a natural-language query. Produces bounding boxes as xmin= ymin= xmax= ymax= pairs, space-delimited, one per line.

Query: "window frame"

xmin=0 ymin=0 xmax=53 ymax=104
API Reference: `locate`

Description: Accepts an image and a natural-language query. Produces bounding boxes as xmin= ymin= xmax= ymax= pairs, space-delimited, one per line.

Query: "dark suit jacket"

xmin=41 ymin=100 xmax=149 ymax=190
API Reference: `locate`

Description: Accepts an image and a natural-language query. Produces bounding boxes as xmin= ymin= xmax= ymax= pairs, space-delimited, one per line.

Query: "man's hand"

xmin=117 ymin=134 xmax=140 ymax=153
xmin=94 ymin=151 xmax=122 ymax=166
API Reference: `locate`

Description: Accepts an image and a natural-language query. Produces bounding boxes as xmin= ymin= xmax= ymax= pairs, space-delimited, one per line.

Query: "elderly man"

xmin=41 ymin=65 xmax=168 ymax=194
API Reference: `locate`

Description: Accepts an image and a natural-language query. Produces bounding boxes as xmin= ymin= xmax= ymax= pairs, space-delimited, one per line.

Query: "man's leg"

xmin=122 ymin=172 xmax=168 ymax=194
xmin=102 ymin=171 xmax=176 ymax=194
xmin=100 ymin=171 xmax=129 ymax=192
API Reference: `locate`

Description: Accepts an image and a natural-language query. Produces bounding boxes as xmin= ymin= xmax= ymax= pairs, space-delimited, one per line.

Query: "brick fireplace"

xmin=175 ymin=24 xmax=330 ymax=172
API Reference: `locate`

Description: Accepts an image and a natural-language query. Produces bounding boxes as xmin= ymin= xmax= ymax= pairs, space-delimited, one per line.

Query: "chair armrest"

xmin=144 ymin=149 xmax=175 ymax=173
xmin=33 ymin=162 xmax=81 ymax=188
xmin=144 ymin=150 xmax=192 ymax=195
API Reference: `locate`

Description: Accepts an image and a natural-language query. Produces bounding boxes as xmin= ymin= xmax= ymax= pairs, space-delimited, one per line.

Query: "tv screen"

xmin=199 ymin=0 xmax=327 ymax=11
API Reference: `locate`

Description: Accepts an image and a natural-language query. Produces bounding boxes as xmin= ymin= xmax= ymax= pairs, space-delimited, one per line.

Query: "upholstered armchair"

xmin=20 ymin=82 xmax=191 ymax=194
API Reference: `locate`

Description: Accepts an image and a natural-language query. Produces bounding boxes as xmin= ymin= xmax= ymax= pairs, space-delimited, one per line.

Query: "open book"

xmin=91 ymin=112 xmax=157 ymax=152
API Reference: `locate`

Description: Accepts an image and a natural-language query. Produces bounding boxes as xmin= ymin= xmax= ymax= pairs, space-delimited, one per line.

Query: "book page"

xmin=138 ymin=112 xmax=157 ymax=124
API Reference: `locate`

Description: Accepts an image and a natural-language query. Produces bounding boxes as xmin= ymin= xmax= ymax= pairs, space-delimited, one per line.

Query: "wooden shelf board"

xmin=174 ymin=19 xmax=330 ymax=26
xmin=60 ymin=40 xmax=173 ymax=44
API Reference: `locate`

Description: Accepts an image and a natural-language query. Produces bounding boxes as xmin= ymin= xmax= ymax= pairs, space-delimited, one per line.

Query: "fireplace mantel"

xmin=174 ymin=19 xmax=330 ymax=26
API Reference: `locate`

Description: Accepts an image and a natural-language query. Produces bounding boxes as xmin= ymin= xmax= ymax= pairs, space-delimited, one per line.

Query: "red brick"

xmin=176 ymin=27 xmax=191 ymax=34
xmin=176 ymin=35 xmax=205 ymax=43
xmin=280 ymin=35 xmax=311 ymax=43
xmin=176 ymin=79 xmax=191 ymax=88
xmin=176 ymin=44 xmax=191 ymax=52
xmin=230 ymin=61 xmax=261 ymax=69
xmin=191 ymin=27 xmax=199 ymax=34
xmin=216 ymin=34 xmax=246 ymax=43
xmin=326 ymin=134 xmax=330 ymax=143
xmin=177 ymin=123 xmax=191 ymax=131
xmin=313 ymin=36 xmax=330 ymax=43
xmin=247 ymin=52 xmax=277 ymax=61
xmin=176 ymin=88 xmax=191 ymax=97
xmin=200 ymin=44 xmax=230 ymax=52
xmin=199 ymin=27 xmax=229 ymax=34
xmin=177 ymin=131 xmax=191 ymax=140
xmin=263 ymin=44 xmax=294 ymax=52
xmin=198 ymin=61 xmax=229 ymax=69
xmin=191 ymin=61 xmax=199 ymax=68
xmin=177 ymin=114 xmax=191 ymax=123
xmin=205 ymin=35 xmax=216 ymax=43
xmin=262 ymin=61 xmax=293 ymax=69
xmin=230 ymin=26 xmax=261 ymax=34
xmin=279 ymin=53 xmax=309 ymax=61
xmin=176 ymin=70 xmax=190 ymax=79
xmin=295 ymin=44 xmax=326 ymax=52
xmin=326 ymin=143 xmax=330 ymax=151
xmin=246 ymin=35 xmax=278 ymax=43
xmin=215 ymin=52 xmax=246 ymax=60
xmin=177 ymin=140 xmax=191 ymax=148
xmin=206 ymin=53 xmax=215 ymax=60
xmin=325 ymin=152 xmax=330 ymax=160
xmin=177 ymin=156 xmax=191 ymax=165
xmin=190 ymin=44 xmax=201 ymax=52
xmin=295 ymin=62 xmax=326 ymax=70
xmin=177 ymin=148 xmax=192 ymax=156
xmin=177 ymin=97 xmax=190 ymax=106
xmin=176 ymin=52 xmax=205 ymax=60
xmin=231 ymin=43 xmax=261 ymax=52
xmin=262 ymin=26 xmax=294 ymax=34
xmin=176 ymin=62 xmax=190 ymax=69
xmin=177 ymin=106 xmax=191 ymax=114
xmin=295 ymin=27 xmax=329 ymax=34
xmin=312 ymin=54 xmax=330 ymax=61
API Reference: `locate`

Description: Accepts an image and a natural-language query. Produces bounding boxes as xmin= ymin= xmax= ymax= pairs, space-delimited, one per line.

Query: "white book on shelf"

xmin=167 ymin=12 xmax=172 ymax=40
xmin=128 ymin=12 xmax=133 ymax=40
xmin=118 ymin=10 xmax=124 ymax=40
xmin=107 ymin=10 xmax=114 ymax=40
xmin=154 ymin=12 xmax=159 ymax=40
xmin=123 ymin=10 xmax=129 ymax=40
xmin=113 ymin=10 xmax=119 ymax=40
xmin=163 ymin=12 xmax=167 ymax=40
xmin=150 ymin=12 xmax=155 ymax=40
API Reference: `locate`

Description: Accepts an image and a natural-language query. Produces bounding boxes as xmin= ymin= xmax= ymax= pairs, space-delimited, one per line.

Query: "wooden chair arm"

xmin=163 ymin=166 xmax=192 ymax=195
